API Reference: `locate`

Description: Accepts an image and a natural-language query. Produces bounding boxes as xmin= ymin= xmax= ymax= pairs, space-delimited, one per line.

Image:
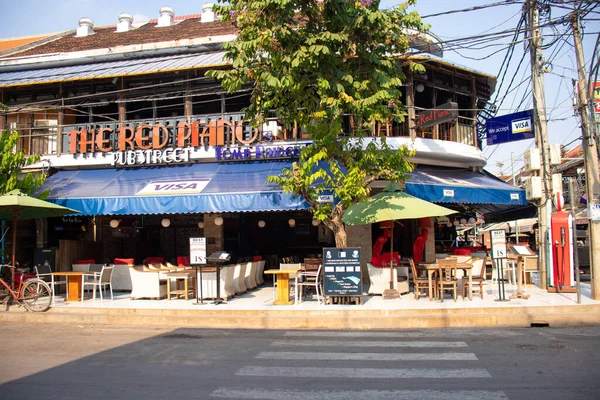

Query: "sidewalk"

xmin=2 ymin=281 xmax=600 ymax=330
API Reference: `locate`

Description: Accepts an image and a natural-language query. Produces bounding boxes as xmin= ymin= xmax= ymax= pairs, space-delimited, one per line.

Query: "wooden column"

xmin=406 ymin=69 xmax=416 ymax=141
xmin=0 ymin=90 xmax=5 ymax=131
xmin=118 ymin=78 xmax=126 ymax=123
xmin=184 ymin=72 xmax=192 ymax=122
xmin=57 ymin=84 xmax=63 ymax=155
xmin=471 ymin=77 xmax=478 ymax=148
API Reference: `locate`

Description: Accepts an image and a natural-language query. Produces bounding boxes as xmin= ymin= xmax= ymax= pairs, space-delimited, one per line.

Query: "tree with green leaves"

xmin=208 ymin=0 xmax=427 ymax=246
xmin=0 ymin=105 xmax=46 ymax=195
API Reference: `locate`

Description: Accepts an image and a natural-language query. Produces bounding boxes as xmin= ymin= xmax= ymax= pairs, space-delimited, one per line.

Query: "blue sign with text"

xmin=486 ymin=109 xmax=535 ymax=145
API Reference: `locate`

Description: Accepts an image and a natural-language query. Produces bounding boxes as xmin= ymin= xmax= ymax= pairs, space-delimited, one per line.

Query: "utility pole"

xmin=527 ymin=0 xmax=552 ymax=289
xmin=571 ymin=11 xmax=600 ymax=299
xmin=511 ymin=152 xmax=520 ymax=245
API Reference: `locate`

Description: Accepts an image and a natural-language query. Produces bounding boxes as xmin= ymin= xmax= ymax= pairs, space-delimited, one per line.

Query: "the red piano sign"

xmin=415 ymin=102 xmax=459 ymax=129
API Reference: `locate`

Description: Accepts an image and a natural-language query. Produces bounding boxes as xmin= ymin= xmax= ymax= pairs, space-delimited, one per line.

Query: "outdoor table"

xmin=51 ymin=271 xmax=95 ymax=302
xmin=424 ymin=263 xmax=473 ymax=301
xmin=264 ymin=269 xmax=297 ymax=305
xmin=166 ymin=271 xmax=195 ymax=300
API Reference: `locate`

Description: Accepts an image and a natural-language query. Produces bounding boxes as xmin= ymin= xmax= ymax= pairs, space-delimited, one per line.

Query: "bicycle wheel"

xmin=20 ymin=279 xmax=52 ymax=312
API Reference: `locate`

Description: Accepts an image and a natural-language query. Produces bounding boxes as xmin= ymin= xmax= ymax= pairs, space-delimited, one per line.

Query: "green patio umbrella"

xmin=343 ymin=183 xmax=457 ymax=298
xmin=0 ymin=189 xmax=79 ymax=288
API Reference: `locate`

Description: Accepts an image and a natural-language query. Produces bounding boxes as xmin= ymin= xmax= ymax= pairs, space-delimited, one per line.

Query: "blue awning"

xmin=405 ymin=166 xmax=527 ymax=210
xmin=39 ymin=161 xmax=309 ymax=216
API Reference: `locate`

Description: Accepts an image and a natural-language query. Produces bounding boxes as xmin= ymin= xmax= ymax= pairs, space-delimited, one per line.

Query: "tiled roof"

xmin=0 ymin=34 xmax=53 ymax=51
xmin=7 ymin=18 xmax=235 ymax=58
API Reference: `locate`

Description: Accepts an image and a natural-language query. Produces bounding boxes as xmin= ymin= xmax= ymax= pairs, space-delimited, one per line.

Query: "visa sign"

xmin=486 ymin=109 xmax=535 ymax=145
xmin=136 ymin=179 xmax=210 ymax=196
xmin=511 ymin=118 xmax=532 ymax=134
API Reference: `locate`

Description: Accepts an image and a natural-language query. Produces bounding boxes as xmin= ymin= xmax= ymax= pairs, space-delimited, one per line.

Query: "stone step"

xmin=2 ymin=304 xmax=599 ymax=329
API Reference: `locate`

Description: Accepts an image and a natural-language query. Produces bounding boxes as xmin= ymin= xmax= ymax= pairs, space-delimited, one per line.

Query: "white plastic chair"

xmin=491 ymin=259 xmax=516 ymax=286
xmin=81 ymin=265 xmax=114 ymax=301
xmin=35 ymin=264 xmax=67 ymax=305
xmin=295 ymin=264 xmax=323 ymax=304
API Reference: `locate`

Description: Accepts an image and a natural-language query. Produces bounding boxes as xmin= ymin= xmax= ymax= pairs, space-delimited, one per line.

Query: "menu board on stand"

xmin=490 ymin=229 xmax=510 ymax=302
xmin=189 ymin=237 xmax=206 ymax=305
xmin=322 ymin=247 xmax=362 ymax=305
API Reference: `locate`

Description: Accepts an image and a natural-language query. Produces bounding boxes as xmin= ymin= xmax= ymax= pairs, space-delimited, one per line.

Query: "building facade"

xmin=0 ymin=5 xmax=526 ymax=269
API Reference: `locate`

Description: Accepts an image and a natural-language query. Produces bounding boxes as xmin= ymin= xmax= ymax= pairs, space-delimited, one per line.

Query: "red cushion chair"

xmin=114 ymin=258 xmax=135 ymax=265
xmin=372 ymin=252 xmax=400 ymax=268
xmin=75 ymin=259 xmax=95 ymax=264
xmin=453 ymin=248 xmax=472 ymax=256
xmin=145 ymin=257 xmax=164 ymax=264
xmin=177 ymin=256 xmax=190 ymax=266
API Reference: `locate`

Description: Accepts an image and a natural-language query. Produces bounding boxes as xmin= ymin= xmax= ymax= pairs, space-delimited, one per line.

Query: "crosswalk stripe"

xmin=236 ymin=366 xmax=492 ymax=378
xmin=284 ymin=330 xmax=523 ymax=338
xmin=256 ymin=351 xmax=478 ymax=361
xmin=271 ymin=340 xmax=468 ymax=348
xmin=210 ymin=388 xmax=507 ymax=399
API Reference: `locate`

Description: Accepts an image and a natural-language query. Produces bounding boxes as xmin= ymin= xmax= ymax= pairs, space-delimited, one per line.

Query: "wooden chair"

xmin=437 ymin=258 xmax=458 ymax=302
xmin=462 ymin=258 xmax=485 ymax=299
xmin=521 ymin=256 xmax=538 ymax=284
xmin=409 ymin=259 xmax=435 ymax=300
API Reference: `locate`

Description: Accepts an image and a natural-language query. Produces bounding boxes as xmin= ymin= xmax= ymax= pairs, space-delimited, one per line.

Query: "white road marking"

xmin=210 ymin=388 xmax=507 ymax=400
xmin=271 ymin=340 xmax=468 ymax=348
xmin=236 ymin=366 xmax=492 ymax=378
xmin=284 ymin=330 xmax=523 ymax=338
xmin=256 ymin=351 xmax=478 ymax=361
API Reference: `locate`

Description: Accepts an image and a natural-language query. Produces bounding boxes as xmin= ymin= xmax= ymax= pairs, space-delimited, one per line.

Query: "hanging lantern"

xmin=312 ymin=219 xmax=321 ymax=226
xmin=446 ymin=222 xmax=452 ymax=228
xmin=214 ymin=216 xmax=224 ymax=226
xmin=161 ymin=218 xmax=171 ymax=228
xmin=109 ymin=219 xmax=120 ymax=228
xmin=288 ymin=218 xmax=296 ymax=227
xmin=197 ymin=221 xmax=204 ymax=229
xmin=258 ymin=220 xmax=266 ymax=228
xmin=453 ymin=220 xmax=460 ymax=226
xmin=460 ymin=218 xmax=467 ymax=225
xmin=468 ymin=217 xmax=476 ymax=224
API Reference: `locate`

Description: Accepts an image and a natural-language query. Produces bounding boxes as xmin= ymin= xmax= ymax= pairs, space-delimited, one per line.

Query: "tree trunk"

xmin=326 ymin=220 xmax=347 ymax=248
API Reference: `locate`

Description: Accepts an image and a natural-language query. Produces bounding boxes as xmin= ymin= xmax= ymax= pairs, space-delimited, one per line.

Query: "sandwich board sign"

xmin=189 ymin=237 xmax=207 ymax=264
xmin=323 ymin=247 xmax=361 ymax=296
xmin=490 ymin=229 xmax=507 ymax=260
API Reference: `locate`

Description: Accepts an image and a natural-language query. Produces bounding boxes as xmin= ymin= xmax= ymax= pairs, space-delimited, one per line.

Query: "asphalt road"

xmin=0 ymin=323 xmax=599 ymax=399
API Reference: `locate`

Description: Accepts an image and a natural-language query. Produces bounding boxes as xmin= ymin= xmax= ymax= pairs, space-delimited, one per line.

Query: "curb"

xmin=2 ymin=304 xmax=600 ymax=329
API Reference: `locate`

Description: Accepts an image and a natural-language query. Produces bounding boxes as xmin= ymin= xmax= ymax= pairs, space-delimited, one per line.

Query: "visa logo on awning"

xmin=136 ymin=179 xmax=210 ymax=196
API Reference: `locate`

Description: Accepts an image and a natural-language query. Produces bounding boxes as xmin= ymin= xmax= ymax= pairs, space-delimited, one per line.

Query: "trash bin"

xmin=530 ymin=272 xmax=540 ymax=287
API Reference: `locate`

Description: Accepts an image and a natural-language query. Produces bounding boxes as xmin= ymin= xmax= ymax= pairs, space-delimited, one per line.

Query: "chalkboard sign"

xmin=323 ymin=247 xmax=362 ymax=296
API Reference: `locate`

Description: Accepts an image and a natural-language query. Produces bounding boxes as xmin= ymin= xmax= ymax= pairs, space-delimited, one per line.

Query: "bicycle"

xmin=0 ymin=264 xmax=53 ymax=312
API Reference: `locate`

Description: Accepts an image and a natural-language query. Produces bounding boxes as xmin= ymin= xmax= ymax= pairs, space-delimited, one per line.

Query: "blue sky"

xmin=0 ymin=0 xmax=596 ymax=176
